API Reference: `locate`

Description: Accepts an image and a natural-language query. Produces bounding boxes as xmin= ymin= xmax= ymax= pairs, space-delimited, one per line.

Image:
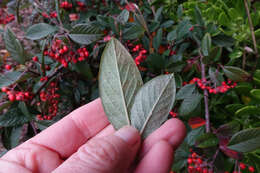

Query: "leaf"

xmin=176 ymin=84 xmax=195 ymax=100
xmin=201 ymin=33 xmax=211 ymax=56
xmin=218 ymin=12 xmax=229 ymax=26
xmin=18 ymin=102 xmax=32 ymax=119
xmin=250 ymin=89 xmax=260 ymax=99
xmin=153 ymin=28 xmax=163 ymax=51
xmin=176 ymin=19 xmax=192 ymax=40
xmin=0 ymin=107 xmax=30 ymax=127
xmin=235 ymin=106 xmax=260 ymax=116
xmin=167 ymin=30 xmax=177 ymax=41
xmin=196 ymin=133 xmax=219 ymax=148
xmin=194 ymin=6 xmax=204 ymax=26
xmin=228 ymin=128 xmax=260 ymax=152
xmin=4 ymin=27 xmax=26 ymax=64
xmin=179 ymin=93 xmax=202 ymax=116
xmin=155 ymin=7 xmax=163 ymax=21
xmin=212 ymin=34 xmax=234 ymax=47
xmin=217 ymin=121 xmax=240 ymax=138
xmin=117 ymin=9 xmax=129 ymax=24
xmin=99 ymin=38 xmax=143 ymax=130
xmin=123 ymin=23 xmax=145 ymax=40
xmin=70 ymin=23 xmax=101 ymax=34
xmin=188 ymin=117 xmax=206 ymax=129
xmin=0 ymin=71 xmax=23 ymax=88
xmin=26 ymin=23 xmax=57 ymax=40
xmin=223 ymin=66 xmax=250 ymax=82
xmin=187 ymin=126 xmax=205 ymax=146
xmin=2 ymin=126 xmax=23 ymax=149
xmin=69 ymin=34 xmax=102 ymax=45
xmin=0 ymin=102 xmax=12 ymax=116
xmin=130 ymin=74 xmax=176 ymax=138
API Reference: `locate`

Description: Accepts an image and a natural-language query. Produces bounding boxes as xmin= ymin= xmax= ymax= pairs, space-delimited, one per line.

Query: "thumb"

xmin=53 ymin=126 xmax=141 ymax=173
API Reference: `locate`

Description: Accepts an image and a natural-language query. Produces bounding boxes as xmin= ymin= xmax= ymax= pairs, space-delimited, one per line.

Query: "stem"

xmin=34 ymin=65 xmax=63 ymax=97
xmin=30 ymin=121 xmax=38 ymax=135
xmin=147 ymin=0 xmax=156 ymax=17
xmin=199 ymin=50 xmax=210 ymax=133
xmin=243 ymin=0 xmax=259 ymax=70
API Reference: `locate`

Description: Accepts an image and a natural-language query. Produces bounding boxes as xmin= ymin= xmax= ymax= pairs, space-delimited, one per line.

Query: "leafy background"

xmin=0 ymin=0 xmax=260 ymax=172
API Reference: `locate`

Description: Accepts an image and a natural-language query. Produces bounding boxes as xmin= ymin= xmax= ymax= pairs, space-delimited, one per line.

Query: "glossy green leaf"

xmin=235 ymin=106 xmax=260 ymax=116
xmin=0 ymin=71 xmax=23 ymax=88
xmin=99 ymin=38 xmax=143 ymax=130
xmin=26 ymin=23 xmax=57 ymax=40
xmin=196 ymin=133 xmax=219 ymax=148
xmin=218 ymin=12 xmax=229 ymax=26
xmin=70 ymin=23 xmax=101 ymax=34
xmin=187 ymin=126 xmax=205 ymax=146
xmin=0 ymin=107 xmax=29 ymax=127
xmin=123 ymin=23 xmax=145 ymax=40
xmin=176 ymin=84 xmax=195 ymax=100
xmin=194 ymin=6 xmax=204 ymax=26
xmin=0 ymin=101 xmax=12 ymax=112
xmin=179 ymin=93 xmax=202 ymax=116
xmin=153 ymin=28 xmax=163 ymax=51
xmin=223 ymin=66 xmax=250 ymax=82
xmin=250 ymin=89 xmax=260 ymax=99
xmin=2 ymin=126 xmax=23 ymax=149
xmin=130 ymin=74 xmax=176 ymax=138
xmin=4 ymin=27 xmax=26 ymax=64
xmin=69 ymin=34 xmax=102 ymax=45
xmin=201 ymin=33 xmax=211 ymax=56
xmin=228 ymin=128 xmax=260 ymax=152
xmin=217 ymin=121 xmax=240 ymax=138
xmin=167 ymin=30 xmax=177 ymax=41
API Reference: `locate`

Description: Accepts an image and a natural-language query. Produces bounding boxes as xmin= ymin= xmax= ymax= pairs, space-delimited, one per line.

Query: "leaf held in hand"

xmin=99 ymin=38 xmax=143 ymax=130
xmin=130 ymin=74 xmax=176 ymax=138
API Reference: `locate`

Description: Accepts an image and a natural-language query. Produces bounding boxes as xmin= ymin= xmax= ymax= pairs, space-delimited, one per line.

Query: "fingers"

xmin=23 ymin=98 xmax=109 ymax=158
xmin=1 ymin=142 xmax=63 ymax=173
xmin=53 ymin=126 xmax=141 ymax=173
xmin=0 ymin=159 xmax=32 ymax=173
xmin=140 ymin=118 xmax=186 ymax=159
xmin=134 ymin=141 xmax=174 ymax=173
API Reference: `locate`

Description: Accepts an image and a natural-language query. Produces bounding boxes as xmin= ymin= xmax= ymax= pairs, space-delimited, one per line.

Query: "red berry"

xmin=239 ymin=163 xmax=246 ymax=170
xmin=248 ymin=166 xmax=255 ymax=172
xmin=63 ymin=45 xmax=68 ymax=52
xmin=8 ymin=94 xmax=16 ymax=101
xmin=189 ymin=26 xmax=194 ymax=31
xmin=5 ymin=64 xmax=12 ymax=70
xmin=187 ymin=158 xmax=193 ymax=164
xmin=1 ymin=87 xmax=8 ymax=93
xmin=32 ymin=56 xmax=38 ymax=62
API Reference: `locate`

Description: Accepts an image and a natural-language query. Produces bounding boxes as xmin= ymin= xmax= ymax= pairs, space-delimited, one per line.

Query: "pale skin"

xmin=0 ymin=98 xmax=186 ymax=173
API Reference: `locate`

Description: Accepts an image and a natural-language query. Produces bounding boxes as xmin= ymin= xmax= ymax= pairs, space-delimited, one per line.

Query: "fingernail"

xmin=115 ymin=126 xmax=140 ymax=146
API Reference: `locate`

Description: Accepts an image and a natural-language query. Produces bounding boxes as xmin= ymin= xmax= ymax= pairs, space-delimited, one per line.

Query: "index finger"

xmin=21 ymin=98 xmax=110 ymax=158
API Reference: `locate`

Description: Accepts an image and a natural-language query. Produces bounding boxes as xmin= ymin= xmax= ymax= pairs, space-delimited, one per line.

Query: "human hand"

xmin=0 ymin=98 xmax=186 ymax=173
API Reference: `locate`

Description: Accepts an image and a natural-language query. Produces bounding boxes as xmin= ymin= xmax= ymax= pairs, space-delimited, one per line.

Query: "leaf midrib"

xmin=112 ymin=40 xmax=130 ymax=125
xmin=140 ymin=76 xmax=172 ymax=134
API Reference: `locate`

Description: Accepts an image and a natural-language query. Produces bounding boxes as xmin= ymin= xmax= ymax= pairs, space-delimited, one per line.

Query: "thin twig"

xmin=243 ymin=0 xmax=259 ymax=70
xmin=199 ymin=50 xmax=210 ymax=133
xmin=34 ymin=65 xmax=63 ymax=97
xmin=30 ymin=121 xmax=38 ymax=135
xmin=147 ymin=0 xmax=156 ymax=17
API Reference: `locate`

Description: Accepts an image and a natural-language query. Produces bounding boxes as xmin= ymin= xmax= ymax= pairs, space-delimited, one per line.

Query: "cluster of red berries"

xmin=128 ymin=44 xmax=147 ymax=66
xmin=60 ymin=1 xmax=73 ymax=9
xmin=169 ymin=111 xmax=178 ymax=118
xmin=1 ymin=87 xmax=33 ymax=102
xmin=184 ymin=78 xmax=237 ymax=94
xmin=42 ymin=12 xmax=57 ymax=19
xmin=44 ymin=39 xmax=89 ymax=68
xmin=37 ymin=82 xmax=60 ymax=120
xmin=187 ymin=152 xmax=212 ymax=173
xmin=235 ymin=162 xmax=255 ymax=173
xmin=0 ymin=8 xmax=15 ymax=25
